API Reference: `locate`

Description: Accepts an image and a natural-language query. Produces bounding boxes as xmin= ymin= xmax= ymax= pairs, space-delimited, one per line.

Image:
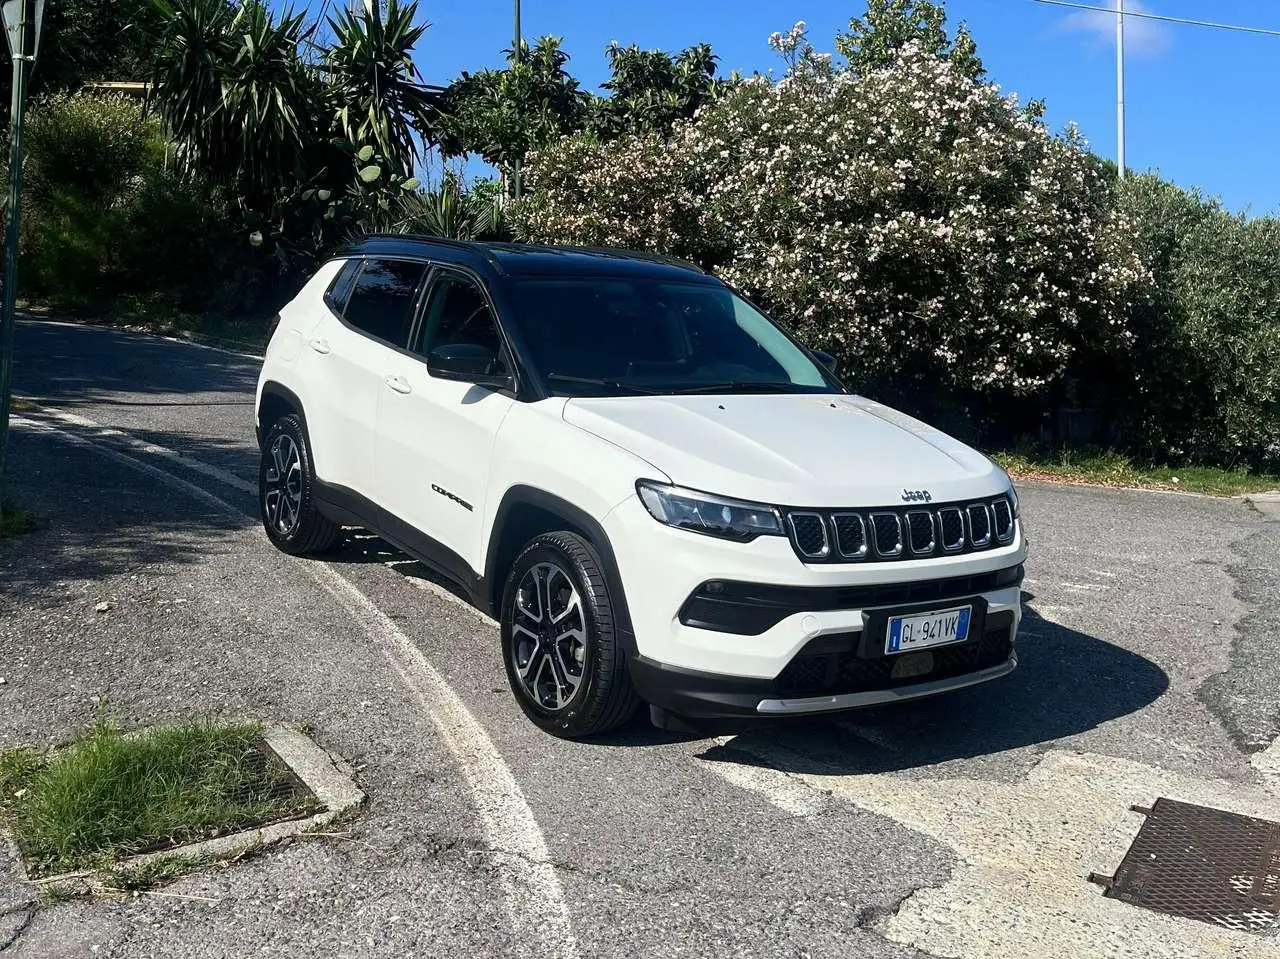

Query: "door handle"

xmin=308 ymin=338 xmax=331 ymax=355
xmin=384 ymin=375 xmax=412 ymax=395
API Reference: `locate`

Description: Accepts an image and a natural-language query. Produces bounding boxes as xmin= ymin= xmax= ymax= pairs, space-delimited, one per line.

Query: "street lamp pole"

xmin=0 ymin=0 xmax=42 ymax=522
xmin=511 ymin=0 xmax=523 ymax=201
xmin=1116 ymin=0 xmax=1126 ymax=177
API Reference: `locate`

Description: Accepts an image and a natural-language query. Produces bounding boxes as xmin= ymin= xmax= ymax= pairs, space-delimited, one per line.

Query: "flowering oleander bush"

xmin=516 ymin=37 xmax=1148 ymax=431
xmin=1113 ymin=175 xmax=1280 ymax=469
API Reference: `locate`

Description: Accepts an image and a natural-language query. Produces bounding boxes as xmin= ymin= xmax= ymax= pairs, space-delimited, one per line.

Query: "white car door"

xmin=302 ymin=257 xmax=429 ymax=499
xmin=375 ymin=266 xmax=515 ymax=578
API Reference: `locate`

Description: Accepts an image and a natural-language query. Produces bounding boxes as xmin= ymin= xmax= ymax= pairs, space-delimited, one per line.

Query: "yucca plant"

xmin=388 ymin=182 xmax=505 ymax=241
xmin=148 ymin=0 xmax=318 ymax=205
xmin=322 ymin=0 xmax=442 ymax=178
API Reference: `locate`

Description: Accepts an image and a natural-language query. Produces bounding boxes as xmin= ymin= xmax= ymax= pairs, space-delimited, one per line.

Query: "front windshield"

xmin=510 ymin=277 xmax=838 ymax=397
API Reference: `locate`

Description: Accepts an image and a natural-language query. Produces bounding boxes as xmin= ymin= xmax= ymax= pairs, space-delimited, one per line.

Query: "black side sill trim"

xmin=312 ymin=480 xmax=486 ymax=606
xmin=678 ymin=565 xmax=1025 ymax=636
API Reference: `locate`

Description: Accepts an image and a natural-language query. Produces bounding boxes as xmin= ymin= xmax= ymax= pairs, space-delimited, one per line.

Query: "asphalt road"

xmin=2 ymin=318 xmax=1279 ymax=958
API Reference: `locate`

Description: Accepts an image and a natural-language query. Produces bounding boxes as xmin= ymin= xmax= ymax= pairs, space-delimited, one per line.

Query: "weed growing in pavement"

xmin=0 ymin=718 xmax=320 ymax=878
xmin=104 ymin=854 xmax=215 ymax=892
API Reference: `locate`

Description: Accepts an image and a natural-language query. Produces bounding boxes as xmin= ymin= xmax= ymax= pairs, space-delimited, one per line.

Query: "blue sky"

xmin=312 ymin=0 xmax=1280 ymax=214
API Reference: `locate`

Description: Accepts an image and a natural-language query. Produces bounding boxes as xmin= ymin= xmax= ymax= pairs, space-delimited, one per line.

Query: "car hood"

xmin=563 ymin=394 xmax=1007 ymax=507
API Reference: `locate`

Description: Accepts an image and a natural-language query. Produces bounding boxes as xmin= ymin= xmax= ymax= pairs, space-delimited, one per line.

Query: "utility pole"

xmin=1116 ymin=0 xmax=1126 ymax=177
xmin=0 ymin=0 xmax=43 ymax=524
xmin=511 ymin=0 xmax=523 ymax=201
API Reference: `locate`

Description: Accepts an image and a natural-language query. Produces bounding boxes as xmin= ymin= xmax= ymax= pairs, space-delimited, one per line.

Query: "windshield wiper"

xmin=674 ymin=381 xmax=813 ymax=395
xmin=546 ymin=373 xmax=662 ymax=396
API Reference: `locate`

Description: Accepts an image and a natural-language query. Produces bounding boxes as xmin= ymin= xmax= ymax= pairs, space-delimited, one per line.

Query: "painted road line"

xmin=305 ymin=566 xmax=578 ymax=959
xmin=10 ymin=415 xmax=578 ymax=959
xmin=18 ymin=401 xmax=256 ymax=495
xmin=706 ymin=739 xmax=1280 ymax=959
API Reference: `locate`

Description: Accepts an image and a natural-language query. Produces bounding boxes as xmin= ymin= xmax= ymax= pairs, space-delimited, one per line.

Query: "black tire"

xmin=500 ymin=531 xmax=639 ymax=739
xmin=258 ymin=413 xmax=340 ymax=556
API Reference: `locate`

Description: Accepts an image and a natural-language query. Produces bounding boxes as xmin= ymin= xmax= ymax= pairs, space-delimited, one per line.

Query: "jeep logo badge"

xmin=902 ymin=489 xmax=933 ymax=503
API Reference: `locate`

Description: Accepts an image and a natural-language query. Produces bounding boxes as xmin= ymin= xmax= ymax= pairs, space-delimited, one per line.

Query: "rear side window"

xmin=324 ymin=259 xmax=362 ymax=314
xmin=341 ymin=259 xmax=427 ymax=347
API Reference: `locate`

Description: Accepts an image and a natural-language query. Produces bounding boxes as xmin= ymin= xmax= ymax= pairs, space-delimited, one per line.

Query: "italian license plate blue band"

xmin=886 ymin=606 xmax=972 ymax=654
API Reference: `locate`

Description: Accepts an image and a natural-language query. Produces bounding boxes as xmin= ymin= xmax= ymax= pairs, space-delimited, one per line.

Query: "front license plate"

xmin=886 ymin=606 xmax=972 ymax=655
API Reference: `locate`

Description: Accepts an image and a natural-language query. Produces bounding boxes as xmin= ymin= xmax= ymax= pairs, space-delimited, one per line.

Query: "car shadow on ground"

xmin=693 ymin=605 xmax=1170 ymax=774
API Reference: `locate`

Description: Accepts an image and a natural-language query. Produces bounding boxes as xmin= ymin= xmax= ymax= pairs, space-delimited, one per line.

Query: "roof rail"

xmin=355 ymin=234 xmax=507 ymax=274
xmin=486 ymin=241 xmax=707 ymax=275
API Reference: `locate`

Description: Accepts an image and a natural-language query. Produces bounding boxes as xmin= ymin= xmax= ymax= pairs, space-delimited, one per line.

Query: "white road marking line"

xmin=18 ymin=401 xmax=256 ymax=495
xmin=305 ymin=566 xmax=578 ymax=959
xmin=703 ymin=737 xmax=828 ymax=818
xmin=1063 ymin=582 xmax=1110 ymax=592
xmin=13 ymin=415 xmax=578 ymax=959
xmin=13 ymin=416 xmax=240 ymax=515
xmin=708 ymin=742 xmax=1280 ymax=959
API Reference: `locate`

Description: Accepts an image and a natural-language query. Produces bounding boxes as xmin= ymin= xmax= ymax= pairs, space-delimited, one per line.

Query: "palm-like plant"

xmin=323 ymin=0 xmax=442 ymax=178
xmin=148 ymin=0 xmax=318 ymax=205
xmin=386 ymin=182 xmax=505 ymax=241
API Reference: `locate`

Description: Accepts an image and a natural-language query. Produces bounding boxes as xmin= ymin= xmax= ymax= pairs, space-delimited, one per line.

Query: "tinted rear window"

xmin=342 ymin=259 xmax=427 ymax=347
xmin=324 ymin=259 xmax=362 ymax=314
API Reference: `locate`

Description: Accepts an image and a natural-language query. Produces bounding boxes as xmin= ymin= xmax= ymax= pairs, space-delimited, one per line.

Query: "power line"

xmin=1033 ymin=0 xmax=1280 ymax=38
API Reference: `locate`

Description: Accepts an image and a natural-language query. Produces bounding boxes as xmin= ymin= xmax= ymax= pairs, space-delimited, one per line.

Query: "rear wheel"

xmin=259 ymin=413 xmax=339 ymax=556
xmin=500 ymin=531 xmax=638 ymax=738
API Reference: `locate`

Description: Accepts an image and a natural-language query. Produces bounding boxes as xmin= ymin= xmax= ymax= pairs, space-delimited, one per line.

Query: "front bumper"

xmin=603 ymin=494 xmax=1026 ymax=719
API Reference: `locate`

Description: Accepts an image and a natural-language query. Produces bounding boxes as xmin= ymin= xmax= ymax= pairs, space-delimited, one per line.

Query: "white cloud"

xmin=1060 ymin=0 xmax=1173 ymax=58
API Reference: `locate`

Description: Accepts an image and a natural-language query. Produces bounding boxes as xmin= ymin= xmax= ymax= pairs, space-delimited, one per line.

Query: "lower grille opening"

xmin=775 ymin=611 xmax=1016 ymax=698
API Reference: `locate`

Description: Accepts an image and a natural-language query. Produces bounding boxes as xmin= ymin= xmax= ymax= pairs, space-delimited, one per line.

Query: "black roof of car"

xmin=341 ymin=235 xmax=715 ymax=283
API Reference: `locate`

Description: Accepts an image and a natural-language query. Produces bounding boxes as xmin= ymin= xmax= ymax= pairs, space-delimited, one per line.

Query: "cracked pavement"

xmin=2 ymin=318 xmax=1279 ymax=957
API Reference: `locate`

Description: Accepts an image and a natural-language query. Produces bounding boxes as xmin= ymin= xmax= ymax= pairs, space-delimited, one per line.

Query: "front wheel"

xmin=500 ymin=531 xmax=639 ymax=738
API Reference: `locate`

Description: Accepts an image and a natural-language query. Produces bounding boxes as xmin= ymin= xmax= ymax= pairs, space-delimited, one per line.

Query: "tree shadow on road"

xmin=689 ymin=606 xmax=1170 ymax=773
xmin=14 ymin=321 xmax=260 ymax=403
xmin=0 ymin=425 xmax=257 ymax=610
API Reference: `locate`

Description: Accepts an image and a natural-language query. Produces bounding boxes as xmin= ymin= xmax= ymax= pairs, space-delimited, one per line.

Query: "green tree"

xmin=593 ymin=42 xmax=722 ymax=140
xmin=836 ymin=0 xmax=983 ymax=79
xmin=438 ymin=37 xmax=592 ymax=178
xmin=24 ymin=0 xmax=161 ymax=93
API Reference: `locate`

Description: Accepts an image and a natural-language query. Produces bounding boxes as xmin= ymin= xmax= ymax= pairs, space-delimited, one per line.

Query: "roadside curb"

xmin=16 ymin=312 xmax=267 ymax=361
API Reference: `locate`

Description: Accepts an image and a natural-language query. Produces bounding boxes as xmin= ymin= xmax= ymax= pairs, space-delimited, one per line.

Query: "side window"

xmin=323 ymin=259 xmax=361 ymax=315
xmin=414 ymin=271 xmax=504 ymax=360
xmin=341 ymin=259 xmax=427 ymax=347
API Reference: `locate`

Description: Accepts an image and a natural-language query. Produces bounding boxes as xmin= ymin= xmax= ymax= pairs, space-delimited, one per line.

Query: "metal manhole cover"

xmin=1093 ymin=798 xmax=1280 ymax=934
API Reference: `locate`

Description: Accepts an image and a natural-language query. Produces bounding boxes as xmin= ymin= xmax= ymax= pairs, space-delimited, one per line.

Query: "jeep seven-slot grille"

xmin=783 ymin=495 xmax=1017 ymax=563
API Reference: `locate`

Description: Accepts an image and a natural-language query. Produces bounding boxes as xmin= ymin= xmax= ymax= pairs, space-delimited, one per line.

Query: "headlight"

xmin=636 ymin=481 xmax=784 ymax=542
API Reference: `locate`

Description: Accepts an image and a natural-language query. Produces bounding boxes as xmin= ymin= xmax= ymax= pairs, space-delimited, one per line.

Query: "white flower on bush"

xmin=516 ymin=36 xmax=1148 ymax=400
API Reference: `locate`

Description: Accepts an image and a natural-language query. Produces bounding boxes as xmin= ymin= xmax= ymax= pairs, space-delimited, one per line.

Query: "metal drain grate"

xmin=1093 ymin=798 xmax=1280 ymax=934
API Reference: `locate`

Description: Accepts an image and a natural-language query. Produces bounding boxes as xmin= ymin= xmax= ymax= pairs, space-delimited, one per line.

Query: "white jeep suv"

xmin=256 ymin=237 xmax=1027 ymax=738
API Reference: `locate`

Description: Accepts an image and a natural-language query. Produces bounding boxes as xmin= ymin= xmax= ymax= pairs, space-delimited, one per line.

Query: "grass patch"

xmin=0 ymin=503 xmax=39 ymax=539
xmin=0 ymin=719 xmax=320 ymax=878
xmin=995 ymin=448 xmax=1280 ymax=496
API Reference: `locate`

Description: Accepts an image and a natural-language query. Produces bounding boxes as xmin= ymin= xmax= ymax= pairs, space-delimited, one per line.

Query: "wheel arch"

xmin=483 ymin=486 xmax=635 ymax=649
xmin=257 ymin=381 xmax=308 ymax=449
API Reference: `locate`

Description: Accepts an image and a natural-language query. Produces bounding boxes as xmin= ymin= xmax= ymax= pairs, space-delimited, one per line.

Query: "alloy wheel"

xmin=263 ymin=433 xmax=303 ymax=536
xmin=511 ymin=562 xmax=588 ymax=711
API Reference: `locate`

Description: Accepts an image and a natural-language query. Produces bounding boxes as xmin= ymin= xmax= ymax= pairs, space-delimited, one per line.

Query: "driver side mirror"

xmin=812 ymin=350 xmax=839 ymax=374
xmin=428 ymin=342 xmax=512 ymax=389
